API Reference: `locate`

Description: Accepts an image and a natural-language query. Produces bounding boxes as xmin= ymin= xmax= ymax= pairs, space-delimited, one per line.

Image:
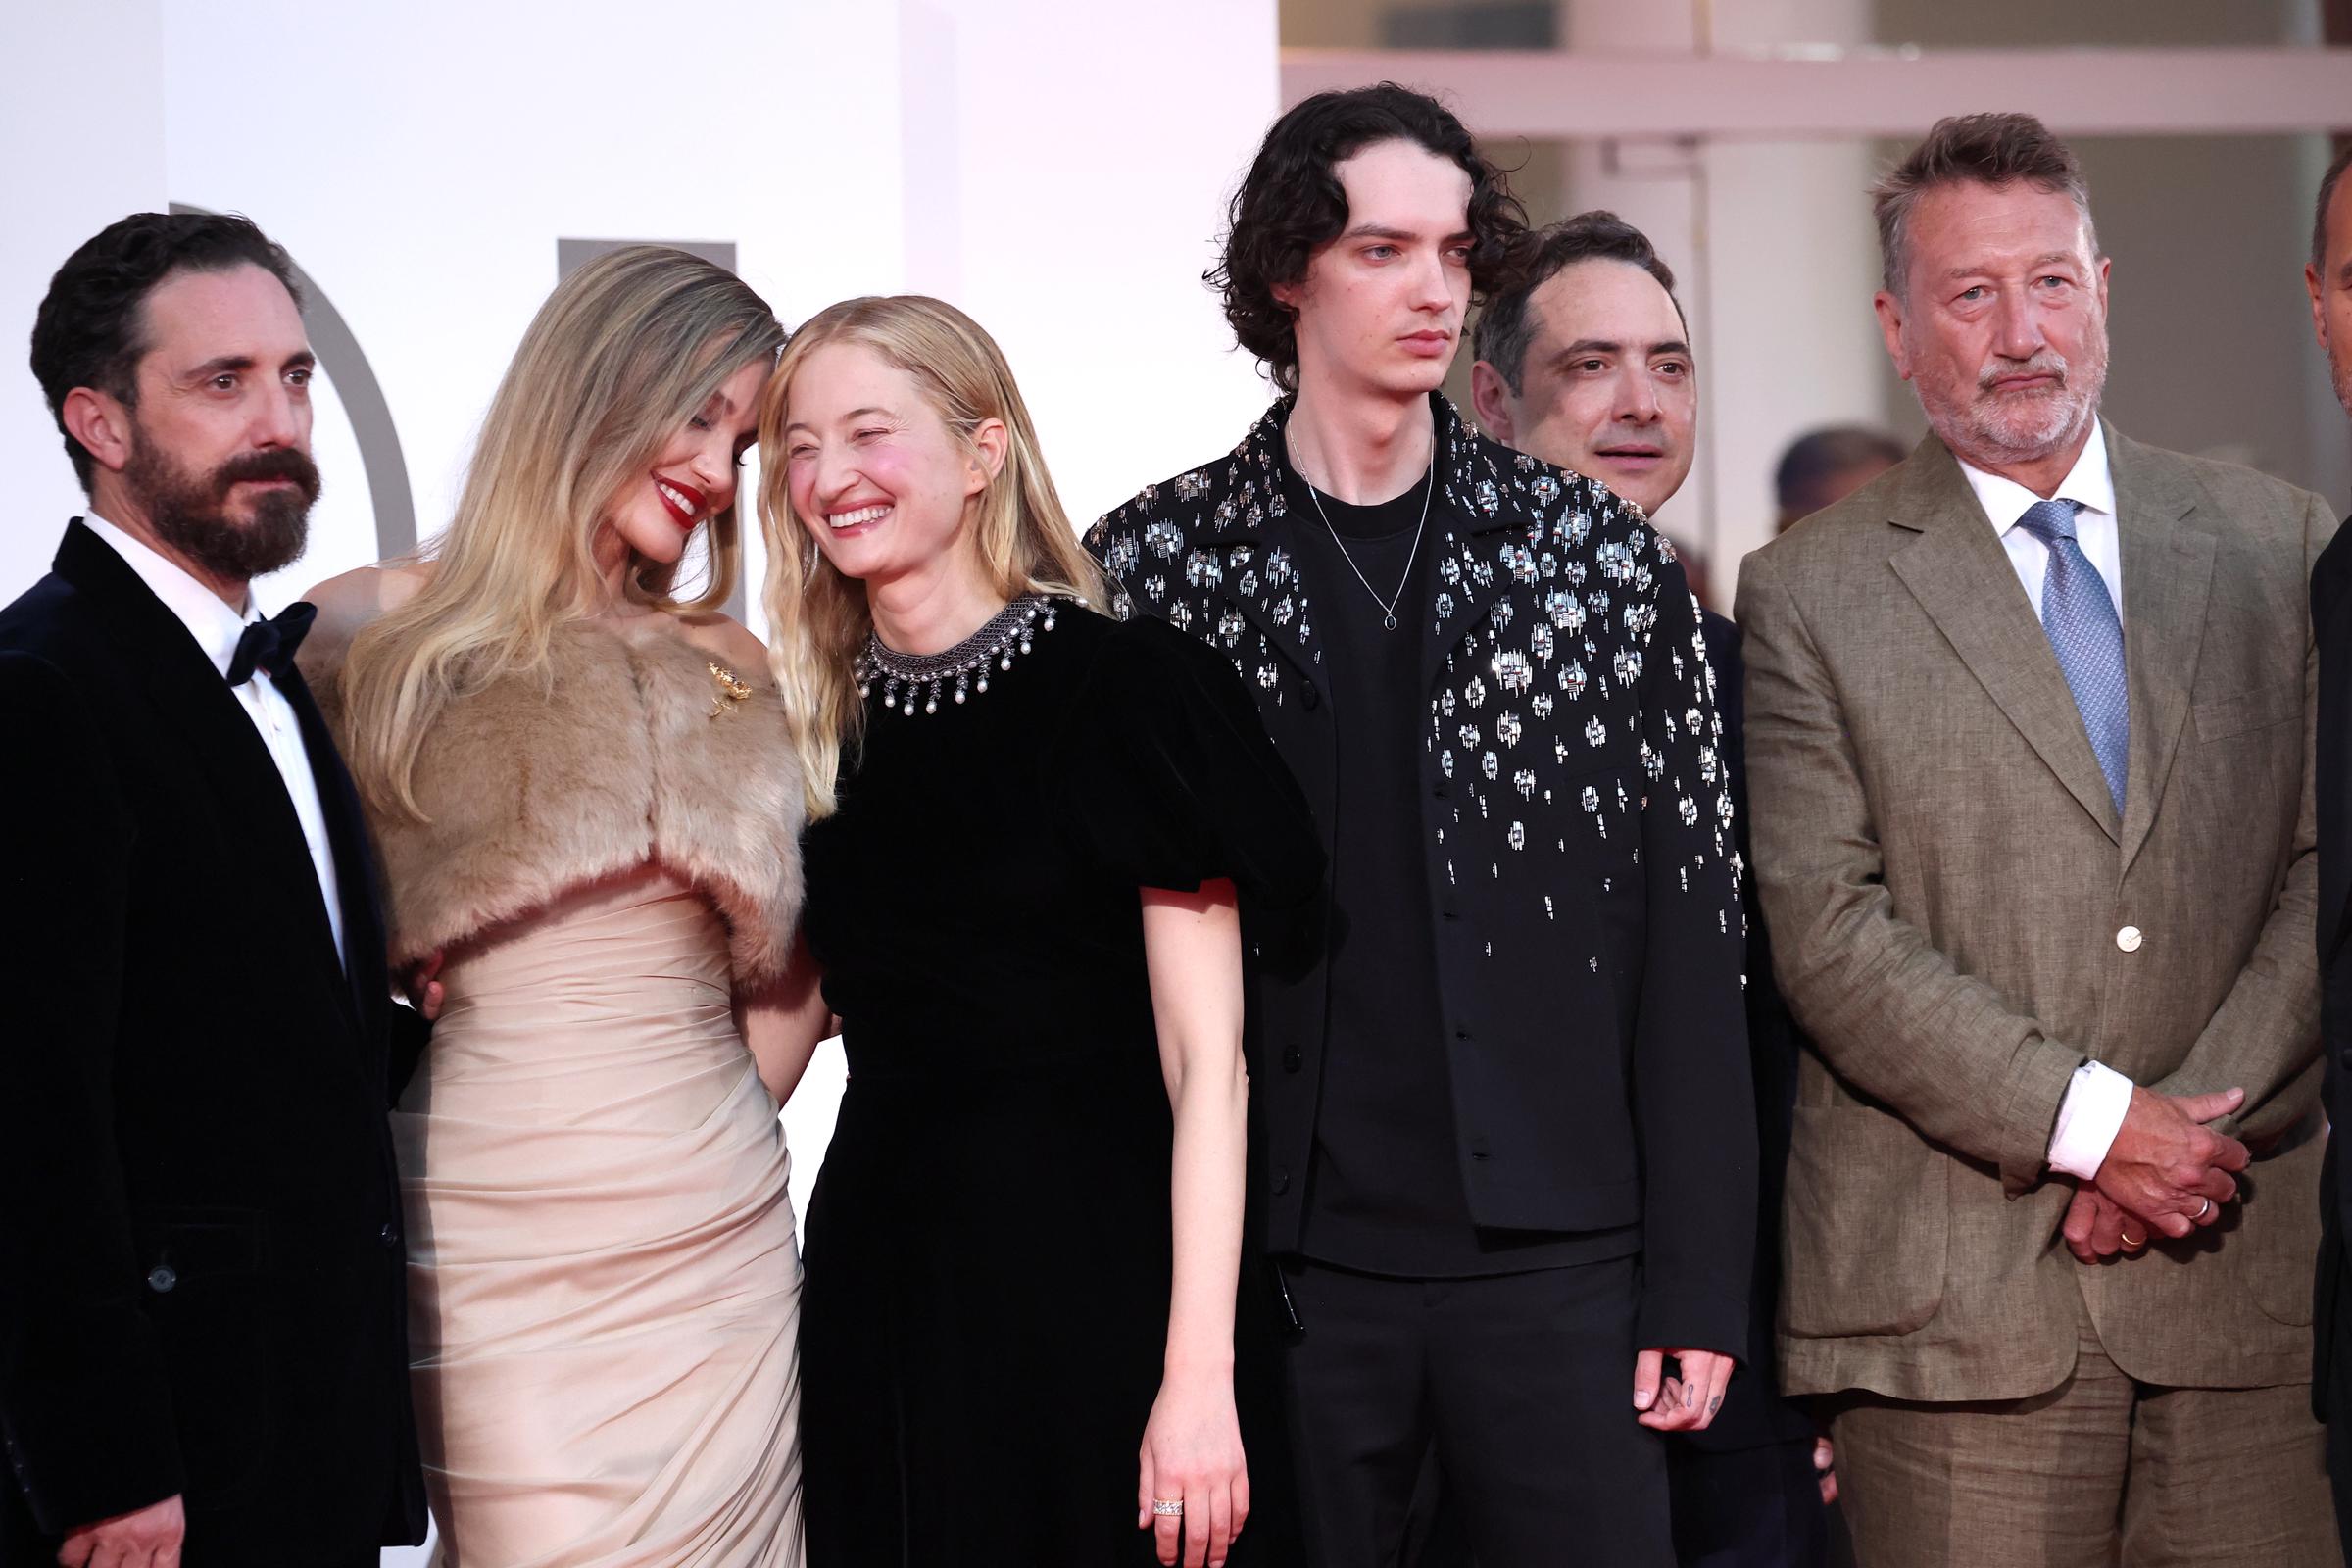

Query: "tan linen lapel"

xmin=1888 ymin=434 xmax=2122 ymax=842
xmin=2108 ymin=427 xmax=2216 ymax=879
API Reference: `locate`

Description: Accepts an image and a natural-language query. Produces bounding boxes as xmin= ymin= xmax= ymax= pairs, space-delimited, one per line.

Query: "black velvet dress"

xmin=798 ymin=599 xmax=1321 ymax=1567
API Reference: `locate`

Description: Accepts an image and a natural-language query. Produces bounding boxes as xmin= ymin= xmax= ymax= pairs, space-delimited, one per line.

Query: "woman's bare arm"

xmin=1136 ymin=879 xmax=1250 ymax=1567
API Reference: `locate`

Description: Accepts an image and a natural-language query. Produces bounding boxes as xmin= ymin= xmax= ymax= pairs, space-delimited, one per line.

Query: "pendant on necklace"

xmin=1383 ymin=612 xmax=1397 ymax=630
xmin=857 ymin=595 xmax=1056 ymax=716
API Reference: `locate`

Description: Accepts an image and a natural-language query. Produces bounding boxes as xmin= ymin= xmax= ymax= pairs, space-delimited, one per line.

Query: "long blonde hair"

xmin=342 ymin=246 xmax=784 ymax=819
xmin=758 ymin=296 xmax=1104 ymax=817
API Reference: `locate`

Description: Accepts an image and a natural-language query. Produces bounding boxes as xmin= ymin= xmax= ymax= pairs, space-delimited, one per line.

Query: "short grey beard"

xmin=1921 ymin=342 xmax=2108 ymax=472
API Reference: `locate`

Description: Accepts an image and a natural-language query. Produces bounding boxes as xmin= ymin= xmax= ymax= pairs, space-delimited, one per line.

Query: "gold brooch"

xmin=708 ymin=661 xmax=752 ymax=718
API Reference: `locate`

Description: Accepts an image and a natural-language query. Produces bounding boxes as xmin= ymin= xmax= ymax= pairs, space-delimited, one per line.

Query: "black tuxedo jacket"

xmin=1091 ymin=396 xmax=1757 ymax=1356
xmin=0 ymin=521 xmax=425 ymax=1565
xmin=2315 ymin=511 xmax=2352 ymax=1408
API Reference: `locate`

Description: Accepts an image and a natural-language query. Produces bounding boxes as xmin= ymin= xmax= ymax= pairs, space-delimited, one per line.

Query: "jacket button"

xmin=1282 ymin=1045 xmax=1303 ymax=1072
xmin=380 ymin=1222 xmax=400 ymax=1248
xmin=2116 ymin=925 xmax=2143 ymax=954
xmin=1300 ymin=686 xmax=1321 ymax=711
xmin=1271 ymin=1167 xmax=1293 ymax=1195
xmin=146 ymin=1265 xmax=177 ymax=1293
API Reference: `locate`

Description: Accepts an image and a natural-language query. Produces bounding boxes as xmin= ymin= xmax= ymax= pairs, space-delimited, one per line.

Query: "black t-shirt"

xmin=1285 ymin=457 xmax=1619 ymax=1277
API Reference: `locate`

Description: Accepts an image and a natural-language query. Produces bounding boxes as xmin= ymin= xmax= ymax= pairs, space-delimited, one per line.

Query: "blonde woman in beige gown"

xmin=299 ymin=248 xmax=815 ymax=1567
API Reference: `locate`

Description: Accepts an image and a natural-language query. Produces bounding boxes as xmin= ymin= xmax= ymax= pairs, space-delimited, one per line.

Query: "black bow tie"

xmin=225 ymin=601 xmax=318 ymax=687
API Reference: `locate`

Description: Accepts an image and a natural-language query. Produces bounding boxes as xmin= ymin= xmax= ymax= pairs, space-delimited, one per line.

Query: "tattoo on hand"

xmin=1709 ymin=1396 xmax=1722 ymax=1415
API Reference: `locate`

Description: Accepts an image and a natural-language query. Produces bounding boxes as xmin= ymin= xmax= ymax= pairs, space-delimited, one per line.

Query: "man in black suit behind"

xmin=2310 ymin=139 xmax=2352 ymax=1564
xmin=1470 ymin=212 xmax=1829 ymax=1567
xmin=0 ymin=214 xmax=424 ymax=1567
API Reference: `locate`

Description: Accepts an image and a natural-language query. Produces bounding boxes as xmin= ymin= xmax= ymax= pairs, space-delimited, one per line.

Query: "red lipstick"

xmin=655 ymin=474 xmax=706 ymax=530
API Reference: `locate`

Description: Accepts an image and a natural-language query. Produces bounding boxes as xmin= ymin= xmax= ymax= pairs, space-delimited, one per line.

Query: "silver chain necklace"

xmin=1288 ymin=436 xmax=1434 ymax=632
xmin=857 ymin=594 xmax=1056 ymax=716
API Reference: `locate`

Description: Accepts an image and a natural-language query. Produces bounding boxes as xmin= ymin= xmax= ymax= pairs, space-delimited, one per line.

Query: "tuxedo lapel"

xmin=279 ymin=659 xmax=385 ymax=1028
xmin=2109 ymin=430 xmax=2215 ymax=878
xmin=2324 ymin=522 xmax=2352 ymax=957
xmin=54 ymin=522 xmax=354 ymax=1004
xmin=1887 ymin=440 xmax=2124 ymax=842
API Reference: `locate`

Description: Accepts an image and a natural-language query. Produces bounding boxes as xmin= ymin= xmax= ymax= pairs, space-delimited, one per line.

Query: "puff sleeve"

xmin=1052 ymin=618 xmax=1324 ymax=917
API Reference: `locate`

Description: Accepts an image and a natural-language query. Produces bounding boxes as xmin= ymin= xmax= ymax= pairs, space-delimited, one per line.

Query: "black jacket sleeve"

xmin=1629 ymin=563 xmax=1759 ymax=1357
xmin=0 ymin=653 xmax=186 ymax=1531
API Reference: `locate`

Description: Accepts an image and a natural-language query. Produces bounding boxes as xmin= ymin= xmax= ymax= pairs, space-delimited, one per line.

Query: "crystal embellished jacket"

xmin=1089 ymin=394 xmax=1758 ymax=1353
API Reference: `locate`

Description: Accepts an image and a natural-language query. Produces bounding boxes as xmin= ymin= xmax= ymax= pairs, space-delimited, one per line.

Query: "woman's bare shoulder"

xmin=307 ymin=562 xmax=431 ymax=630
xmin=298 ymin=562 xmax=435 ymax=674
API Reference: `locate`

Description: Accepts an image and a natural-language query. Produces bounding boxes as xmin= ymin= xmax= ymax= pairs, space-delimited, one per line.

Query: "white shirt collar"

xmin=81 ymin=512 xmax=258 ymax=679
xmin=1954 ymin=418 xmax=2116 ymax=537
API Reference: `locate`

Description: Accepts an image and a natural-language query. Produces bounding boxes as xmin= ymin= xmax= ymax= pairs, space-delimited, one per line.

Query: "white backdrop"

xmin=1 ymin=3 xmax=1280 ymax=1559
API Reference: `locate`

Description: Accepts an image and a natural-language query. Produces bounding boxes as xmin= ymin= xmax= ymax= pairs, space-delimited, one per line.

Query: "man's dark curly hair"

xmin=30 ymin=211 xmax=301 ymax=491
xmin=1209 ymin=82 xmax=1527 ymax=394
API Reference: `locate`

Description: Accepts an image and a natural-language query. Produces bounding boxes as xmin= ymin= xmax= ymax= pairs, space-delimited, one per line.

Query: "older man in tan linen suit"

xmin=1738 ymin=112 xmax=2341 ymax=1567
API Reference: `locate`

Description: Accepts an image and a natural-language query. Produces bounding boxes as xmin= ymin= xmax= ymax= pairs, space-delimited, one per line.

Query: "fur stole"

xmin=313 ymin=622 xmax=805 ymax=988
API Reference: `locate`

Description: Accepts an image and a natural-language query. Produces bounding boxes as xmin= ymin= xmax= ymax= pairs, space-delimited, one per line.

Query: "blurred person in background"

xmin=1772 ymin=426 xmax=1905 ymax=534
xmin=1740 ymin=112 xmax=2339 ymax=1567
xmin=1474 ymin=210 xmax=1830 ymax=1568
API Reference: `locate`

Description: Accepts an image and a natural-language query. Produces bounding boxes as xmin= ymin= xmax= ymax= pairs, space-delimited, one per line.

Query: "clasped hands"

xmin=2060 ymin=1084 xmax=2248 ymax=1264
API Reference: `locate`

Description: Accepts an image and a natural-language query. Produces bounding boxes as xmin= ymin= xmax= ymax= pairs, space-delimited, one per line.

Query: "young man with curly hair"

xmin=1089 ymin=84 xmax=1757 ymax=1567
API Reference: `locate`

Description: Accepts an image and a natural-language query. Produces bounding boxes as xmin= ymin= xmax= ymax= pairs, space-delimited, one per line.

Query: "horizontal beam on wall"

xmin=1281 ymin=46 xmax=2352 ymax=139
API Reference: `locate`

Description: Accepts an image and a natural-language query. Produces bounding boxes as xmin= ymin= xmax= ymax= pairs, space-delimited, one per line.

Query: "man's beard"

xmin=123 ymin=429 xmax=320 ymax=582
xmin=2328 ymin=332 xmax=2352 ymax=422
xmin=1921 ymin=335 xmax=2108 ymax=468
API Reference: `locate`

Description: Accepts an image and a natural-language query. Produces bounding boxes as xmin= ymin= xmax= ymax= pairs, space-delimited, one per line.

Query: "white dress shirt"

xmin=84 ymin=514 xmax=346 ymax=965
xmin=1951 ymin=426 xmax=2133 ymax=1182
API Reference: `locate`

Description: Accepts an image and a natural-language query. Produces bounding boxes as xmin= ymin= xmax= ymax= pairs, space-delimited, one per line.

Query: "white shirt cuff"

xmin=2046 ymin=1060 xmax=2135 ymax=1180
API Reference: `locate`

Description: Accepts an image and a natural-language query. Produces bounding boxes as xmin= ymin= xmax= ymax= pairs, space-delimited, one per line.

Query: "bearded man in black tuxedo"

xmin=0 ymin=212 xmax=424 ymax=1568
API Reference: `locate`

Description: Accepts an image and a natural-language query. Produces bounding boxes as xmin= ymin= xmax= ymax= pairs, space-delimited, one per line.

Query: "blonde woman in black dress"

xmin=757 ymin=296 xmax=1319 ymax=1568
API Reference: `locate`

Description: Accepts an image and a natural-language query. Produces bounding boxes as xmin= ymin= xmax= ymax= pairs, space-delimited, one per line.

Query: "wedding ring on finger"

xmin=2121 ymin=1232 xmax=2145 ymax=1250
xmin=2194 ymin=1197 xmax=2214 ymax=1221
xmin=1152 ymin=1499 xmax=1185 ymax=1517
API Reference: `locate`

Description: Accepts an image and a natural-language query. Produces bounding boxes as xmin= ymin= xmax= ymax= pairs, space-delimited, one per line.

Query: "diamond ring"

xmin=1152 ymin=1499 xmax=1185 ymax=1517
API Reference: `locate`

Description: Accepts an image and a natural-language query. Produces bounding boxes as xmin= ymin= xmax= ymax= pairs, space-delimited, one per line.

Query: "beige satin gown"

xmin=304 ymin=612 xmax=807 ymax=1567
xmin=399 ymin=863 xmax=803 ymax=1567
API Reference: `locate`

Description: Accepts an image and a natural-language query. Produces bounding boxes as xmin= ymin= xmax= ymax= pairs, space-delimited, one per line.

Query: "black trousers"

xmin=1279 ymin=1255 xmax=1673 ymax=1568
xmin=2327 ymin=1240 xmax=2352 ymax=1566
xmin=1665 ymin=1437 xmax=1829 ymax=1568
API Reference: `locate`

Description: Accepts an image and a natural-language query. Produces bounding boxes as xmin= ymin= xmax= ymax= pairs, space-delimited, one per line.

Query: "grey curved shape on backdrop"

xmin=171 ymin=203 xmax=416 ymax=557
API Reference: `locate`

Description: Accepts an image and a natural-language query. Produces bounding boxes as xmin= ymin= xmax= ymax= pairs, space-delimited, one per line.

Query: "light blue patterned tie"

xmin=2015 ymin=498 xmax=2127 ymax=813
